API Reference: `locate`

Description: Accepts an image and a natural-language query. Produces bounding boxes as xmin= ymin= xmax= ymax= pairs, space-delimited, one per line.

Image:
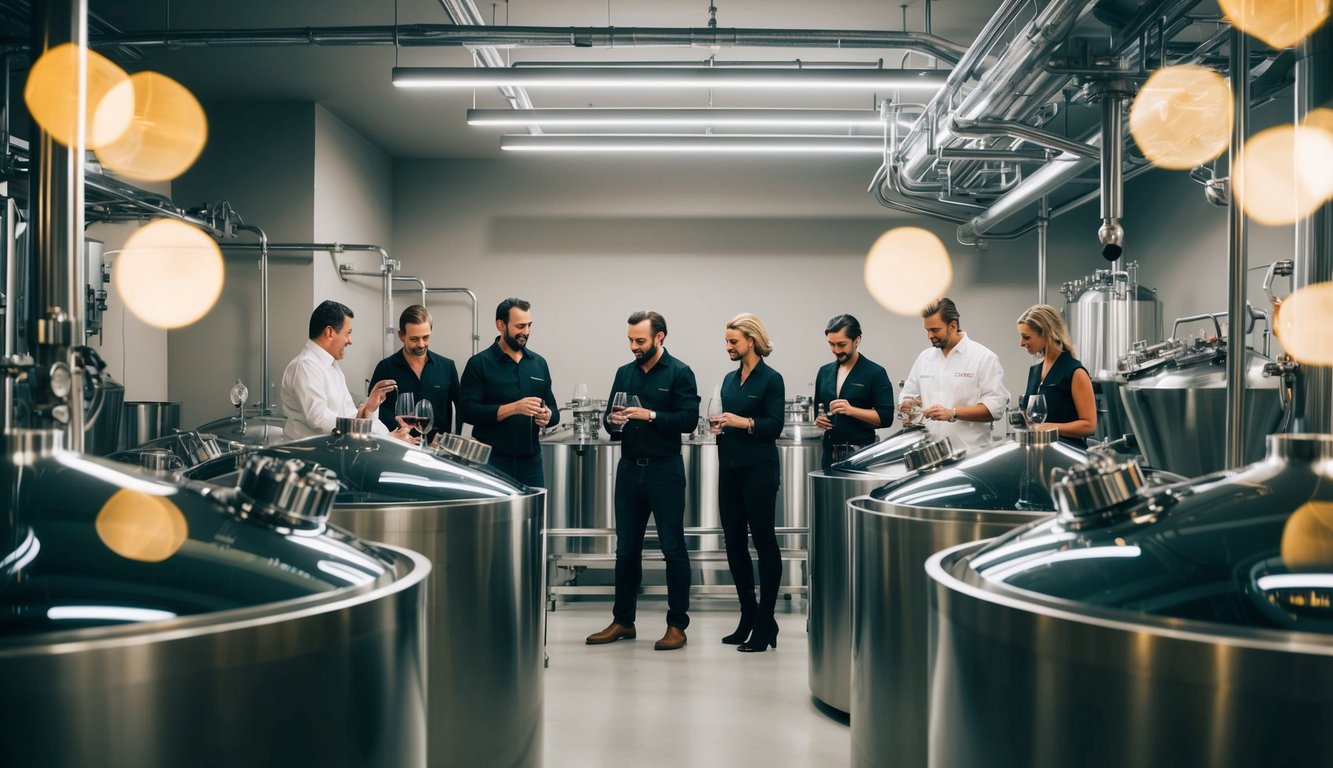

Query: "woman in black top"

xmin=709 ymin=313 xmax=785 ymax=653
xmin=1016 ymin=304 xmax=1096 ymax=447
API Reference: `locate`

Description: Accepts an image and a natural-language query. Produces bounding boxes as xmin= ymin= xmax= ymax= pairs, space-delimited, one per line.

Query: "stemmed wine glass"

xmin=707 ymin=398 xmax=724 ymax=433
xmin=395 ymin=391 xmax=417 ymax=431
xmin=415 ymin=400 xmax=434 ymax=439
xmin=609 ymin=392 xmax=628 ymax=432
xmin=1025 ymin=394 xmax=1048 ymax=426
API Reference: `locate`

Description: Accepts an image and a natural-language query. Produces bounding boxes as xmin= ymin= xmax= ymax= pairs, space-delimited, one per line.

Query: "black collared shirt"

xmin=459 ymin=339 xmax=560 ymax=457
xmin=370 ymin=349 xmax=460 ymax=442
xmin=602 ymin=349 xmax=700 ymax=460
xmin=717 ymin=358 xmax=785 ymax=468
xmin=815 ymin=353 xmax=895 ymax=448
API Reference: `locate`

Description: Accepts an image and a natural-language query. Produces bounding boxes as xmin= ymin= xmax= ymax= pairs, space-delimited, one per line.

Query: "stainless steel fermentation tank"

xmin=0 ymin=430 xmax=431 ymax=768
xmin=1118 ymin=323 xmax=1283 ymax=477
xmin=188 ymin=419 xmax=546 ymax=768
xmin=807 ymin=427 xmax=931 ymax=714
xmin=927 ymin=434 xmax=1333 ymax=768
xmin=1061 ymin=264 xmax=1162 ymax=442
xmin=849 ymin=429 xmax=1085 ymax=768
xmin=543 ymin=432 xmax=619 ymax=554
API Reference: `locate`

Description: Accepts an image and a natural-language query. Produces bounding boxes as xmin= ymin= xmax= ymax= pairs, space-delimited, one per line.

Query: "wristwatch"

xmin=649 ymin=410 xmax=657 ymax=422
xmin=948 ymin=408 xmax=958 ymax=423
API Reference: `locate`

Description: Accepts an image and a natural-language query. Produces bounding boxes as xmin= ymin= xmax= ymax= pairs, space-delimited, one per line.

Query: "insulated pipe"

xmin=28 ymin=0 xmax=86 ymax=448
xmin=937 ymin=147 xmax=1049 ymax=162
xmin=1037 ymin=197 xmax=1049 ymax=304
xmin=956 ymin=142 xmax=1100 ymax=243
xmin=1225 ymin=29 xmax=1249 ymax=469
xmin=950 ymin=118 xmax=1100 ymax=160
xmin=1098 ymin=95 xmax=1126 ymax=261
xmin=1293 ymin=23 xmax=1333 ymax=433
xmin=230 ymin=225 xmax=270 ymax=411
xmin=77 ymin=24 xmax=969 ymax=63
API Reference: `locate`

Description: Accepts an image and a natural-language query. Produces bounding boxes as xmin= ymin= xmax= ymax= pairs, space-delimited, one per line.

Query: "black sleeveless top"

xmin=1022 ymin=349 xmax=1089 ymax=448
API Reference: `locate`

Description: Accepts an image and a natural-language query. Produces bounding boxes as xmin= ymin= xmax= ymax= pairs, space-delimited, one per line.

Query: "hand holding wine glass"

xmin=707 ymin=398 xmax=725 ymax=433
xmin=608 ymin=392 xmax=628 ymax=432
xmin=395 ymin=391 xmax=417 ymax=431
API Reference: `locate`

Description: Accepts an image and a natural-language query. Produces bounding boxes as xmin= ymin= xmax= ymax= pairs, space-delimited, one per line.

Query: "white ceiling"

xmin=84 ymin=0 xmax=1008 ymax=158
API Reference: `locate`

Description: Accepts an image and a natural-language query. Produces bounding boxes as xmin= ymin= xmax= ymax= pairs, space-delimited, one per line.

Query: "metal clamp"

xmin=1049 ymin=457 xmax=1145 ymax=529
xmin=903 ymin=436 xmax=961 ymax=472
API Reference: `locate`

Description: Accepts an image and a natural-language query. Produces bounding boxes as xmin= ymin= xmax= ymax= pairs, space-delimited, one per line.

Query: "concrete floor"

xmin=542 ymin=600 xmax=850 ymax=767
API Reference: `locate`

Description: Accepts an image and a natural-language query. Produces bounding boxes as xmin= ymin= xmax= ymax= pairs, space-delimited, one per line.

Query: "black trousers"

xmin=487 ymin=451 xmax=544 ymax=489
xmin=718 ymin=461 xmax=782 ymax=620
xmin=612 ymin=455 xmax=690 ymax=630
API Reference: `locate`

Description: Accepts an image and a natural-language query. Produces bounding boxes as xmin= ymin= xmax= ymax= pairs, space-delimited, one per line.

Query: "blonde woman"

xmin=710 ymin=313 xmax=785 ymax=653
xmin=1016 ymin=305 xmax=1096 ymax=447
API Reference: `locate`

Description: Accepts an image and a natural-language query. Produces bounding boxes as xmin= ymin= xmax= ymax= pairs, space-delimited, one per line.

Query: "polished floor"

xmin=542 ymin=599 xmax=849 ymax=767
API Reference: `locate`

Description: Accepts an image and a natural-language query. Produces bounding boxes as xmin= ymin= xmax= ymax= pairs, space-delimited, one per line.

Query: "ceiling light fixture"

xmin=394 ymin=66 xmax=947 ymax=91
xmin=498 ymin=134 xmax=885 ymax=154
xmin=468 ymin=108 xmax=914 ymax=130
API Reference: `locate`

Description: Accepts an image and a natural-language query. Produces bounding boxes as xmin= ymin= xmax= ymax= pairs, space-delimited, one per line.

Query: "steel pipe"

xmin=937 ymin=147 xmax=1049 ymax=162
xmin=1226 ymin=29 xmax=1249 ymax=469
xmin=1098 ymin=95 xmax=1126 ymax=261
xmin=950 ymin=118 xmax=1100 ymax=160
xmin=1038 ymin=197 xmax=1049 ymax=304
xmin=231 ymin=225 xmax=270 ymax=411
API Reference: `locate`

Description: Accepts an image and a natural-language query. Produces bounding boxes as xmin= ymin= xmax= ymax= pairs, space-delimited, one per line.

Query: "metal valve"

xmin=235 ymin=455 xmax=340 ymax=526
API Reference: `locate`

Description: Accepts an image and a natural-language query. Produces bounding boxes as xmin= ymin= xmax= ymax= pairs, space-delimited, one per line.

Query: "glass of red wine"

xmin=395 ymin=391 xmax=417 ymax=432
xmin=609 ymin=392 xmax=628 ymax=432
xmin=415 ymin=400 xmax=434 ymax=439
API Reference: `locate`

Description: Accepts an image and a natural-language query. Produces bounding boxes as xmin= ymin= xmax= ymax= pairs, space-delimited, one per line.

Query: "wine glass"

xmin=395 ymin=391 xmax=416 ymax=431
xmin=628 ymin=395 xmax=642 ymax=410
xmin=707 ymin=398 xmax=724 ymax=432
xmin=573 ymin=382 xmax=590 ymax=405
xmin=415 ymin=399 xmax=434 ymax=438
xmin=1026 ymin=394 xmax=1048 ymax=426
xmin=609 ymin=392 xmax=628 ymax=432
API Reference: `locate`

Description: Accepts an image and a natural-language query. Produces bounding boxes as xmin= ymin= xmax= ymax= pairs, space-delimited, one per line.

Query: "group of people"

xmin=280 ymin=295 xmax=1097 ymax=655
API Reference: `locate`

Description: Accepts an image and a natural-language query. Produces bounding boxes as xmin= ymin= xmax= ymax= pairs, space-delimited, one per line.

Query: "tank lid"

xmin=333 ymin=417 xmax=374 ymax=436
xmin=903 ymin=437 xmax=962 ymax=472
xmin=1016 ymin=428 xmax=1057 ymax=447
xmin=1051 ymin=456 xmax=1146 ymax=528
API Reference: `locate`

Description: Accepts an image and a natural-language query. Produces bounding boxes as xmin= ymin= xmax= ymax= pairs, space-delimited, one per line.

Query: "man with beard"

xmin=459 ymin=297 xmax=560 ymax=487
xmin=586 ymin=310 xmax=700 ymax=652
xmin=370 ymin=305 xmax=460 ymax=444
xmin=813 ymin=313 xmax=895 ymax=468
xmin=899 ymin=297 xmax=1009 ymax=449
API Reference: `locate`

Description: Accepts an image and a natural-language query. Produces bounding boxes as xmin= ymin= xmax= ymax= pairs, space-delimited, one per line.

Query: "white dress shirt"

xmin=900 ymin=332 xmax=1010 ymax=449
xmin=280 ymin=339 xmax=389 ymax=439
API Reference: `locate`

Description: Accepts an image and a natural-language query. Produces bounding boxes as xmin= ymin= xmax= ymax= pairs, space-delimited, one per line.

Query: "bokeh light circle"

xmin=114 ymin=219 xmax=224 ymax=329
xmin=1129 ymin=65 xmax=1232 ymax=170
xmin=1218 ymin=0 xmax=1331 ymax=50
xmin=1235 ymin=124 xmax=1333 ymax=226
xmin=864 ymin=227 xmax=954 ymax=316
xmin=96 ymin=488 xmax=189 ymax=563
xmin=24 ymin=42 xmax=133 ymax=148
xmin=1274 ymin=281 xmax=1333 ymax=365
xmin=95 ymin=72 xmax=208 ymax=181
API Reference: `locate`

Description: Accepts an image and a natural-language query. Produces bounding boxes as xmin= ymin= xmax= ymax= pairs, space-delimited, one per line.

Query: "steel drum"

xmin=0 ymin=429 xmax=430 ymax=768
xmin=927 ymin=433 xmax=1333 ymax=768
xmin=807 ymin=426 xmax=931 ymax=713
xmin=187 ymin=418 xmax=545 ymax=768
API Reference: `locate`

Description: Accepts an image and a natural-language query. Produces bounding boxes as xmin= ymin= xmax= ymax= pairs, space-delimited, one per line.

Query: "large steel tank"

xmin=542 ymin=431 xmax=620 ymax=554
xmin=1118 ymin=331 xmax=1282 ymax=476
xmin=187 ymin=418 xmax=545 ymax=768
xmin=848 ymin=428 xmax=1086 ymax=768
xmin=1061 ymin=264 xmax=1162 ymax=442
xmin=807 ymin=426 xmax=931 ymax=713
xmin=0 ymin=429 xmax=430 ymax=768
xmin=927 ymin=433 xmax=1333 ymax=768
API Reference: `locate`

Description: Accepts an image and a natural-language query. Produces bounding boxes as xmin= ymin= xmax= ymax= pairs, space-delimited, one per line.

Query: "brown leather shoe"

xmin=586 ymin=622 xmax=636 ymax=645
xmin=654 ymin=626 xmax=687 ymax=651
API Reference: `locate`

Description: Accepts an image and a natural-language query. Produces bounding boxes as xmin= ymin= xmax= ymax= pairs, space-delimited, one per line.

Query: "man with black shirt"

xmin=370 ymin=305 xmax=460 ymax=444
xmin=586 ymin=310 xmax=701 ymax=652
xmin=459 ymin=298 xmax=560 ymax=487
xmin=814 ymin=313 xmax=895 ymax=468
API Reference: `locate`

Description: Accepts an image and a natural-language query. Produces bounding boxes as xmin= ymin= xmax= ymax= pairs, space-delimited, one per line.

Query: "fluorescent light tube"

xmin=395 ymin=66 xmax=947 ymax=91
xmin=468 ymin=108 xmax=897 ymax=129
xmin=499 ymin=134 xmax=885 ymax=154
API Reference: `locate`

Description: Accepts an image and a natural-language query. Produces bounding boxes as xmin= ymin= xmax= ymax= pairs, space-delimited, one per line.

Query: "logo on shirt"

xmin=529 ymin=376 xmax=545 ymax=382
xmin=953 ymin=372 xmax=976 ymax=378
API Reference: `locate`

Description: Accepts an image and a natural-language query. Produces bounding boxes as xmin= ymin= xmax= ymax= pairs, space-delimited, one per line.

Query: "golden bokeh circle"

xmin=95 ymin=488 xmax=189 ymax=563
xmin=1218 ymin=0 xmax=1331 ymax=50
xmin=113 ymin=219 xmax=225 ymax=329
xmin=864 ymin=227 xmax=954 ymax=316
xmin=1235 ymin=124 xmax=1333 ymax=226
xmin=23 ymin=42 xmax=134 ymax=149
xmin=94 ymin=71 xmax=208 ymax=181
xmin=1281 ymin=500 xmax=1333 ymax=570
xmin=1274 ymin=281 xmax=1333 ymax=365
xmin=1128 ymin=65 xmax=1232 ymax=170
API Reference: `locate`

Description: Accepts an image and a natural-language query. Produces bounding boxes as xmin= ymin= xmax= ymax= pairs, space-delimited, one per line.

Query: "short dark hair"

xmin=921 ymin=297 xmax=961 ymax=328
xmin=495 ymin=297 xmax=531 ymax=324
xmin=628 ymin=310 xmax=667 ymax=339
xmin=824 ymin=313 xmax=862 ymax=339
xmin=309 ymin=300 xmax=353 ymax=340
xmin=398 ymin=304 xmax=431 ymax=333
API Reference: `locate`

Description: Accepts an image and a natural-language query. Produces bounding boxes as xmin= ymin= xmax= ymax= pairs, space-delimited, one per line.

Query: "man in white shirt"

xmin=899 ymin=297 xmax=1010 ymax=449
xmin=280 ymin=300 xmax=416 ymax=442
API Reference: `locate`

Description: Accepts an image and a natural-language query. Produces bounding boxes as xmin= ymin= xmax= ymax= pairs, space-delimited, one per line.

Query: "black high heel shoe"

xmin=721 ymin=609 xmax=756 ymax=645
xmin=737 ymin=622 xmax=779 ymax=653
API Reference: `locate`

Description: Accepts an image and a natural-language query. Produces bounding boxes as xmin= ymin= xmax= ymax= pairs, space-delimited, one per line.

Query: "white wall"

xmin=91 ymin=209 xmax=170 ymax=401
xmin=391 ymin=155 xmax=1100 ymax=418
